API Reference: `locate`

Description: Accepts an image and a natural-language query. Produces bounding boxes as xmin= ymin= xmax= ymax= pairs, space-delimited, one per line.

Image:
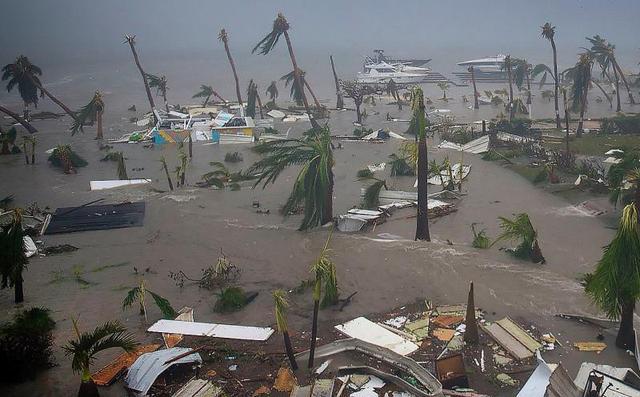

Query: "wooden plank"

xmin=92 ymin=344 xmax=160 ymax=386
xmin=172 ymin=378 xmax=223 ymax=397
xmin=573 ymin=342 xmax=607 ymax=353
xmin=482 ymin=323 xmax=533 ymax=360
xmin=496 ymin=317 xmax=542 ymax=353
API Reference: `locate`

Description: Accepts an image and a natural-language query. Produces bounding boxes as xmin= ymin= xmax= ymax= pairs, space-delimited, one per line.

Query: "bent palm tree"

xmin=503 ymin=55 xmax=515 ymax=120
xmin=122 ymin=279 xmax=176 ymax=321
xmin=146 ymin=73 xmax=169 ymax=113
xmin=63 ymin=319 xmax=137 ymax=397
xmin=250 ymin=127 xmax=334 ymax=230
xmin=246 ymin=79 xmax=258 ymax=118
xmin=0 ymin=210 xmax=28 ymax=303
xmin=587 ymin=35 xmax=626 ymax=111
xmin=308 ymin=232 xmax=335 ymax=368
xmin=567 ymin=53 xmax=594 ymax=136
xmin=253 ymin=13 xmax=320 ymax=129
xmin=491 ymin=213 xmax=544 ymax=263
xmin=192 ymin=84 xmax=225 ymax=106
xmin=281 ymin=69 xmax=322 ymax=111
xmin=273 ymin=289 xmax=298 ymax=370
xmin=541 ymin=23 xmax=561 ymax=128
xmin=584 ymin=203 xmax=640 ymax=350
xmin=124 ymin=35 xmax=157 ymax=122
xmin=71 ymin=91 xmax=105 ymax=139
xmin=412 ymin=87 xmax=431 ymax=241
xmin=266 ymin=81 xmax=278 ymax=107
xmin=512 ymin=58 xmax=532 ymax=105
xmin=330 ymin=55 xmax=344 ymax=109
xmin=2 ymin=55 xmax=78 ymax=121
xmin=218 ymin=29 xmax=243 ymax=108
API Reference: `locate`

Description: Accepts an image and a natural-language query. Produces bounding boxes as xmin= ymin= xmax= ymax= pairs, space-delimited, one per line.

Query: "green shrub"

xmin=48 ymin=145 xmax=88 ymax=169
xmin=356 ymin=168 xmax=374 ymax=178
xmin=214 ymin=286 xmax=248 ymax=312
xmin=471 ymin=224 xmax=490 ymax=248
xmin=224 ymin=151 xmax=243 ymax=163
xmin=600 ymin=114 xmax=640 ymax=134
xmin=0 ymin=307 xmax=56 ymax=383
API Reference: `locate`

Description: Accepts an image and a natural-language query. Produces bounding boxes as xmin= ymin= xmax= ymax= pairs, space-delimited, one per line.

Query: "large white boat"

xmin=453 ymin=54 xmax=507 ymax=82
xmin=356 ymin=62 xmax=426 ymax=84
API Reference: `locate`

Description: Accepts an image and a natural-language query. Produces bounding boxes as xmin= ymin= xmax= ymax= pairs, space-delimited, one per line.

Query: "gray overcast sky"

xmin=1 ymin=0 xmax=639 ymax=69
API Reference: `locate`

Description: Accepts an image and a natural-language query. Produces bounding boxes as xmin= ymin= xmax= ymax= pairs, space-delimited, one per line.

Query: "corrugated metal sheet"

xmin=545 ymin=364 xmax=580 ymax=397
xmin=125 ymin=347 xmax=202 ymax=396
xmin=334 ymin=317 xmax=419 ymax=356
xmin=45 ymin=202 xmax=145 ymax=234
xmin=147 ymin=320 xmax=274 ymax=341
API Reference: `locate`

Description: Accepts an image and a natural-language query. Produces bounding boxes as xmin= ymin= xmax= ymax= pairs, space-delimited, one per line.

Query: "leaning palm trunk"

xmin=0 ymin=104 xmax=37 ymax=133
xmin=125 ymin=37 xmax=157 ymax=122
xmin=330 ymin=55 xmax=344 ymax=109
xmin=525 ymin=65 xmax=532 ymax=105
xmin=308 ymin=296 xmax=319 ymax=369
xmin=577 ymin=91 xmax=587 ymax=137
xmin=551 ymin=39 xmax=561 ymax=128
xmin=613 ymin=60 xmax=636 ymax=105
xmin=161 ymin=157 xmax=173 ymax=191
xmin=506 ymin=58 xmax=514 ymax=121
xmin=283 ymin=31 xmax=320 ymax=130
xmin=612 ymin=66 xmax=622 ymax=112
xmin=256 ymin=92 xmax=264 ymax=118
xmin=29 ymin=76 xmax=79 ymax=122
xmin=591 ymin=80 xmax=613 ymax=109
xmin=416 ymin=135 xmax=430 ymax=241
xmin=304 ymin=80 xmax=322 ymax=112
xmin=162 ymin=91 xmax=169 ymax=113
xmin=563 ymin=89 xmax=570 ymax=152
xmin=220 ymin=30 xmax=243 ymax=108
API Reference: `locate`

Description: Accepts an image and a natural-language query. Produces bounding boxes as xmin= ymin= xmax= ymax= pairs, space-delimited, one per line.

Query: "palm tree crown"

xmin=252 ymin=13 xmax=290 ymax=55
xmin=2 ymin=55 xmax=43 ymax=107
xmin=250 ymin=127 xmax=334 ymax=230
xmin=70 ymin=91 xmax=104 ymax=135
xmin=266 ymin=81 xmax=278 ymax=102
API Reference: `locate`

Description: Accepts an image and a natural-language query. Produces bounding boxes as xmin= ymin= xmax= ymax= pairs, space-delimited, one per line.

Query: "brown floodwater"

xmin=0 ymin=91 xmax=637 ymax=396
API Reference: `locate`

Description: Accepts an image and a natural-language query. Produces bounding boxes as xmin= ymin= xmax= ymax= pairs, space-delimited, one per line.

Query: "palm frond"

xmin=252 ymin=14 xmax=289 ymax=55
xmin=121 ymin=286 xmax=141 ymax=310
xmin=273 ymin=289 xmax=289 ymax=332
xmin=148 ymin=290 xmax=177 ymax=319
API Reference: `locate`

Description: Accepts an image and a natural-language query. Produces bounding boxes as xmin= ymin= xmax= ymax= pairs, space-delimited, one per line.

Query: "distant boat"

xmin=356 ymin=61 xmax=426 ymax=84
xmin=453 ymin=54 xmax=508 ymax=83
xmin=372 ymin=49 xmax=431 ymax=67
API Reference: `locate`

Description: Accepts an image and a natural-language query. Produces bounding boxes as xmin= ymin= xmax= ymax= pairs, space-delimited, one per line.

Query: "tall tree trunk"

xmin=506 ymin=58 xmax=514 ymax=121
xmin=525 ymin=65 xmax=532 ymax=105
xmin=31 ymin=140 xmax=35 ymax=164
xmin=14 ymin=273 xmax=24 ymax=303
xmin=551 ymin=39 xmax=561 ymax=128
xmin=355 ymin=102 xmax=362 ymax=124
xmin=256 ymin=92 xmax=264 ymax=119
xmin=577 ymin=92 xmax=587 ymax=137
xmin=613 ymin=59 xmax=636 ymax=104
xmin=330 ymin=55 xmax=344 ymax=109
xmin=612 ymin=65 xmax=622 ymax=112
xmin=308 ymin=299 xmax=319 ymax=368
xmin=0 ymin=104 xmax=38 ymax=133
xmin=283 ymin=330 xmax=298 ymax=370
xmin=415 ymin=135 xmax=431 ymax=241
xmin=126 ymin=39 xmax=157 ymax=122
xmin=283 ymin=31 xmax=320 ymax=130
xmin=96 ymin=109 xmax=103 ymax=140
xmin=188 ymin=134 xmax=193 ymax=158
xmin=470 ymin=66 xmax=479 ymax=109
xmin=23 ymin=142 xmax=30 ymax=164
xmin=322 ymin=169 xmax=334 ymax=225
xmin=222 ymin=37 xmax=243 ymax=108
xmin=203 ymin=95 xmax=211 ymax=107
xmin=563 ymin=89 xmax=570 ymax=153
xmin=303 ymin=80 xmax=322 ymax=112
xmin=163 ymin=91 xmax=169 ymax=113
xmin=163 ymin=161 xmax=174 ymax=191
xmin=616 ymin=300 xmax=635 ymax=350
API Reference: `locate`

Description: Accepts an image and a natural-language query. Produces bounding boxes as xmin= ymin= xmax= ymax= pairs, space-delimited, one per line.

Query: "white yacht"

xmin=356 ymin=62 xmax=426 ymax=84
xmin=456 ymin=54 xmax=507 ymax=72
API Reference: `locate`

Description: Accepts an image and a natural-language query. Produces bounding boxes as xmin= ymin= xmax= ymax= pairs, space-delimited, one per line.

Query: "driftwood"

xmin=338 ymin=291 xmax=358 ymax=311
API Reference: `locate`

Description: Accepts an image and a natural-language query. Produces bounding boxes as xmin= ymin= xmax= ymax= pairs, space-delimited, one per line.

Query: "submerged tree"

xmin=0 ymin=210 xmax=28 ymax=303
xmin=2 ymin=55 xmax=78 ymax=122
xmin=280 ymin=69 xmax=322 ymax=111
xmin=411 ymin=87 xmax=431 ymax=241
xmin=492 ymin=213 xmax=545 ymax=263
xmin=437 ymin=81 xmax=449 ymax=100
xmin=0 ymin=104 xmax=38 ymax=133
xmin=124 ymin=35 xmax=157 ymax=122
xmin=308 ymin=232 xmax=337 ymax=368
xmin=584 ymin=204 xmax=640 ymax=350
xmin=540 ymin=22 xmax=561 ymax=128
xmin=192 ymin=84 xmax=225 ymax=107
xmin=341 ymin=80 xmax=372 ymax=124
xmin=253 ymin=13 xmax=320 ymax=129
xmin=70 ymin=91 xmax=105 ymax=139
xmin=330 ymin=55 xmax=344 ymax=109
xmin=273 ymin=289 xmax=298 ymax=370
xmin=146 ymin=73 xmax=169 ymax=113
xmin=122 ymin=279 xmax=177 ymax=322
xmin=265 ymin=81 xmax=279 ymax=108
xmin=218 ymin=29 xmax=243 ymax=108
xmin=587 ymin=35 xmax=627 ymax=112
xmin=63 ymin=319 xmax=137 ymax=397
xmin=469 ymin=66 xmax=479 ymax=109
xmin=250 ymin=127 xmax=334 ymax=230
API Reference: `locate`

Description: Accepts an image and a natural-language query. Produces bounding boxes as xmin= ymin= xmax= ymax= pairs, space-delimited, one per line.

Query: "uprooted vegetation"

xmin=47 ymin=145 xmax=88 ymax=173
xmin=169 ymin=252 xmax=241 ymax=290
